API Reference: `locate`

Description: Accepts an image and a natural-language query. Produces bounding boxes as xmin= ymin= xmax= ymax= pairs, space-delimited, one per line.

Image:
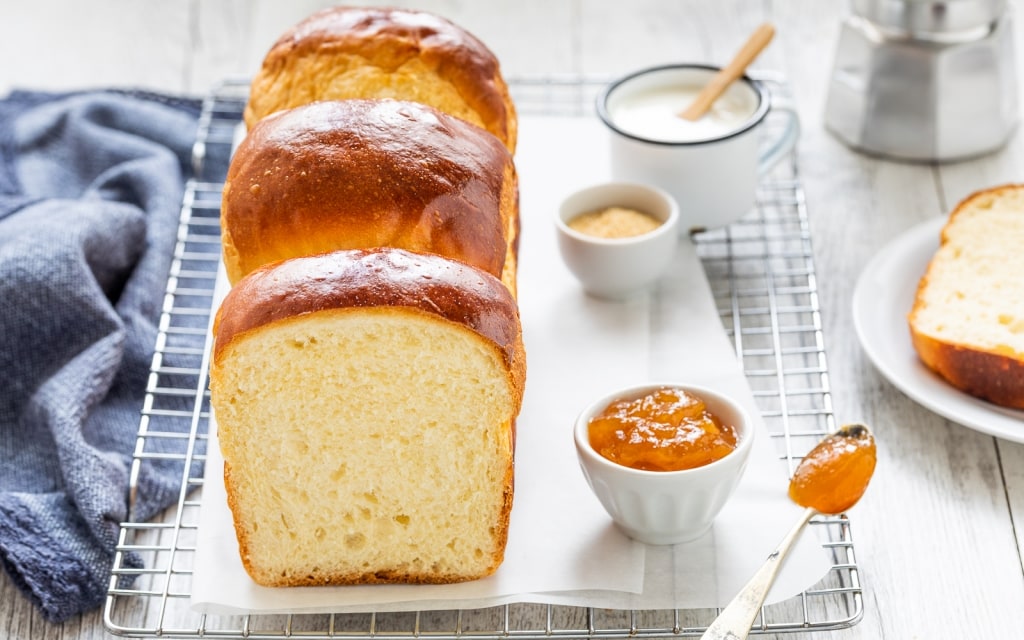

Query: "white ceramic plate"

xmin=852 ymin=217 xmax=1024 ymax=442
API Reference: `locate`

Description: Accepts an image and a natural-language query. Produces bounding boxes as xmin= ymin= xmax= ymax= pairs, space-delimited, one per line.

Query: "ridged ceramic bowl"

xmin=574 ymin=382 xmax=755 ymax=545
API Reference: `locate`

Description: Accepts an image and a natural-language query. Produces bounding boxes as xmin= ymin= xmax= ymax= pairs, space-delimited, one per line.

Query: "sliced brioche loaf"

xmin=210 ymin=247 xmax=526 ymax=586
xmin=908 ymin=184 xmax=1024 ymax=409
xmin=243 ymin=5 xmax=517 ymax=152
xmin=221 ymin=99 xmax=520 ymax=295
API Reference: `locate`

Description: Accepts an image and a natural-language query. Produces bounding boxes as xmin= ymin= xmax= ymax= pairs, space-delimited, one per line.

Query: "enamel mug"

xmin=597 ymin=64 xmax=800 ymax=233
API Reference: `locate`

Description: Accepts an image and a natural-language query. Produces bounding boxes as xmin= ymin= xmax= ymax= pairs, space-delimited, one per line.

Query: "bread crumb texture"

xmin=212 ymin=308 xmax=514 ymax=586
xmin=909 ymin=185 xmax=1024 ymax=408
xmin=912 ymin=188 xmax=1024 ymax=356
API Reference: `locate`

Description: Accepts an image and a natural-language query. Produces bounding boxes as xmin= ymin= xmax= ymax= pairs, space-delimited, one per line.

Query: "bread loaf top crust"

xmin=221 ymin=99 xmax=519 ymax=288
xmin=244 ymin=5 xmax=517 ymax=151
xmin=214 ymin=247 xmax=526 ymax=405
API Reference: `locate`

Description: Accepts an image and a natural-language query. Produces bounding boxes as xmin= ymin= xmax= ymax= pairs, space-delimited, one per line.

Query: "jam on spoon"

xmin=701 ymin=423 xmax=877 ymax=640
xmin=788 ymin=422 xmax=877 ymax=514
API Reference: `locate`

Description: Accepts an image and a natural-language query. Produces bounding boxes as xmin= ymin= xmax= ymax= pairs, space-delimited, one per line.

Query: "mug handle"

xmin=754 ymin=76 xmax=801 ymax=175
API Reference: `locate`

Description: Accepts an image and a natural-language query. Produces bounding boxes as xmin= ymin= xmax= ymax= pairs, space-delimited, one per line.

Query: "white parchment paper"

xmin=190 ymin=116 xmax=831 ymax=615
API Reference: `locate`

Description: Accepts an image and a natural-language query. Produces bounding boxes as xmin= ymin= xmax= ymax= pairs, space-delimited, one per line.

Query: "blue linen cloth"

xmin=0 ymin=89 xmax=201 ymax=622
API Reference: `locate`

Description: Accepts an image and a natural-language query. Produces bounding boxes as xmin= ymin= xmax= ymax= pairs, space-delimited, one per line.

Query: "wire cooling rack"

xmin=104 ymin=77 xmax=862 ymax=638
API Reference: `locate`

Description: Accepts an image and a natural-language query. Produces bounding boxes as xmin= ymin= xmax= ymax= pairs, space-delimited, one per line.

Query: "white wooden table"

xmin=3 ymin=1 xmax=1024 ymax=638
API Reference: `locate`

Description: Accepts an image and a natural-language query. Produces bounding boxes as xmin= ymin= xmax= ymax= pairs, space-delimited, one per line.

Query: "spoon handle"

xmin=680 ymin=23 xmax=775 ymax=121
xmin=700 ymin=506 xmax=817 ymax=640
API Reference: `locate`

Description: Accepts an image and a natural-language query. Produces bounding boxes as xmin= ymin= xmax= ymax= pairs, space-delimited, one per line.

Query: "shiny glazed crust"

xmin=908 ymin=184 xmax=1024 ymax=410
xmin=243 ymin=5 xmax=517 ymax=151
xmin=213 ymin=247 xmax=526 ymax=411
xmin=221 ymin=99 xmax=519 ymax=293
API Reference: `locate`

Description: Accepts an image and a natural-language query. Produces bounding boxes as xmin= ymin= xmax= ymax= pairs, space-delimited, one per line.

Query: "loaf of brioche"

xmin=244 ymin=5 xmax=517 ymax=152
xmin=221 ymin=98 xmax=520 ymax=294
xmin=210 ymin=247 xmax=526 ymax=586
xmin=908 ymin=184 xmax=1024 ymax=409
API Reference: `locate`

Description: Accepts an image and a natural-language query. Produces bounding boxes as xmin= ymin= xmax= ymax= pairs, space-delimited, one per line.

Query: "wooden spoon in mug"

xmin=679 ymin=23 xmax=776 ymax=121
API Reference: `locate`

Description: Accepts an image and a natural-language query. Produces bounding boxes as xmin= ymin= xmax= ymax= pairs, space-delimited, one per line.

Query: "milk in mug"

xmin=608 ymin=84 xmax=759 ymax=143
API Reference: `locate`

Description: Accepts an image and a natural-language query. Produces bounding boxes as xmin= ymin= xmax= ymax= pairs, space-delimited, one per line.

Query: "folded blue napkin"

xmin=0 ymin=89 xmax=201 ymax=622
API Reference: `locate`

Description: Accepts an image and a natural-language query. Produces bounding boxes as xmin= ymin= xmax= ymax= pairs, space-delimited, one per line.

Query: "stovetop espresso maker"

xmin=824 ymin=0 xmax=1019 ymax=162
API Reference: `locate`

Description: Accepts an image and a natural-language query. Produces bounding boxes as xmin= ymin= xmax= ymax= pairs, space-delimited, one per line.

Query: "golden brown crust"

xmin=909 ymin=328 xmax=1024 ymax=410
xmin=244 ymin=5 xmax=517 ymax=151
xmin=908 ymin=183 xmax=1024 ymax=410
xmin=214 ymin=247 xmax=526 ymax=411
xmin=222 ymin=99 xmax=519 ymax=294
xmin=942 ymin=184 xmax=1024 ymax=232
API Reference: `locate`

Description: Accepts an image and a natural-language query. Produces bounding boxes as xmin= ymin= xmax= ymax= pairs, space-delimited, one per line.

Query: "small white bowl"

xmin=555 ymin=182 xmax=679 ymax=299
xmin=574 ymin=382 xmax=755 ymax=545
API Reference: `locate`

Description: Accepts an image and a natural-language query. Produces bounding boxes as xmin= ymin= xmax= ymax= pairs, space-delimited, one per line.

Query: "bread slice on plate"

xmin=908 ymin=184 xmax=1024 ymax=409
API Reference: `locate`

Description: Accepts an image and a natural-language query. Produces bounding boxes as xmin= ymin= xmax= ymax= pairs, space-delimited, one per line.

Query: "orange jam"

xmin=587 ymin=387 xmax=738 ymax=471
xmin=788 ymin=424 xmax=876 ymax=514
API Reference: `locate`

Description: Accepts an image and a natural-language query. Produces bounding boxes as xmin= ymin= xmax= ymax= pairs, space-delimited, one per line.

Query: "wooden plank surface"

xmin=3 ymin=1 xmax=1024 ymax=638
